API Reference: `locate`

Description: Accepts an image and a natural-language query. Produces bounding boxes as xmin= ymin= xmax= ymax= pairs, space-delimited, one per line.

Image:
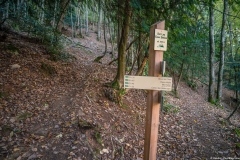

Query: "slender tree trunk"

xmin=76 ymin=7 xmax=79 ymax=27
xmin=228 ymin=21 xmax=233 ymax=60
xmin=93 ymin=9 xmax=108 ymax=63
xmin=85 ymin=5 xmax=88 ymax=35
xmin=40 ymin=0 xmax=44 ymax=24
xmin=113 ymin=0 xmax=132 ymax=88
xmin=217 ymin=0 xmax=228 ymax=100
xmin=71 ymin=6 xmax=74 ymax=38
xmin=103 ymin=10 xmax=107 ymax=54
xmin=92 ymin=14 xmax=94 ymax=30
xmin=174 ymin=62 xmax=184 ymax=93
xmin=80 ymin=14 xmax=82 ymax=35
xmin=6 ymin=2 xmax=9 ymax=18
xmin=128 ymin=45 xmax=143 ymax=75
xmin=13 ymin=3 xmax=16 ymax=17
xmin=233 ymin=66 xmax=239 ymax=101
xmin=108 ymin=20 xmax=114 ymax=57
xmin=17 ymin=0 xmax=20 ymax=17
xmin=57 ymin=0 xmax=71 ymax=32
xmin=227 ymin=103 xmax=240 ymax=120
xmin=137 ymin=32 xmax=142 ymax=69
xmin=52 ymin=1 xmax=57 ymax=27
xmin=228 ymin=16 xmax=238 ymax=100
xmin=136 ymin=56 xmax=148 ymax=76
xmin=97 ymin=0 xmax=102 ymax=41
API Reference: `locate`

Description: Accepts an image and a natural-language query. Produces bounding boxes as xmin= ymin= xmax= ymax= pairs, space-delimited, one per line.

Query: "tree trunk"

xmin=79 ymin=9 xmax=82 ymax=36
xmin=97 ymin=0 xmax=102 ymax=40
xmin=137 ymin=32 xmax=143 ymax=69
xmin=17 ymin=0 xmax=20 ymax=17
xmin=52 ymin=1 xmax=57 ymax=27
xmin=71 ymin=5 xmax=74 ymax=38
xmin=227 ymin=103 xmax=240 ymax=120
xmin=6 ymin=2 xmax=9 ymax=18
xmin=174 ymin=62 xmax=184 ymax=93
xmin=40 ymin=0 xmax=44 ymax=24
xmin=103 ymin=10 xmax=107 ymax=54
xmin=128 ymin=46 xmax=143 ymax=75
xmin=136 ymin=56 xmax=148 ymax=76
xmin=85 ymin=5 xmax=88 ymax=35
xmin=234 ymin=66 xmax=239 ymax=101
xmin=228 ymin=20 xmax=233 ymax=60
xmin=56 ymin=0 xmax=71 ymax=32
xmin=108 ymin=20 xmax=114 ymax=58
xmin=75 ymin=6 xmax=79 ymax=31
xmin=93 ymin=9 xmax=108 ymax=63
xmin=113 ymin=0 xmax=132 ymax=88
xmin=217 ymin=0 xmax=228 ymax=100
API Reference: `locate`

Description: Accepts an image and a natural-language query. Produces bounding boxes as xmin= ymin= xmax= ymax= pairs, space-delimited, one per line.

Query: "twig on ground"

xmin=122 ymin=122 xmax=128 ymax=129
xmin=86 ymin=94 xmax=92 ymax=103
xmin=121 ymin=146 xmax=124 ymax=160
xmin=111 ymin=136 xmax=115 ymax=159
xmin=85 ymin=138 xmax=96 ymax=160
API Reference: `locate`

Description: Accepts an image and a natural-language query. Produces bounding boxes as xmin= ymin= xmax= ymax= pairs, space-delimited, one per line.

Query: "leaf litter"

xmin=0 ymin=29 xmax=240 ymax=159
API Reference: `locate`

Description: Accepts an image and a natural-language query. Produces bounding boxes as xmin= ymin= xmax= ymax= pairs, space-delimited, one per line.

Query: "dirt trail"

xmin=0 ymin=28 xmax=240 ymax=160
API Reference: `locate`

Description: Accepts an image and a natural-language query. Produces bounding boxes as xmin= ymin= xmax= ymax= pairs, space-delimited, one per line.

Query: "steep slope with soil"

xmin=0 ymin=28 xmax=240 ymax=160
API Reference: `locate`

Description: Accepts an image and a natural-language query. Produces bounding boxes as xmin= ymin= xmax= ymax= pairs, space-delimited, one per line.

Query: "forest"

xmin=1 ymin=0 xmax=240 ymax=102
xmin=0 ymin=0 xmax=240 ymax=159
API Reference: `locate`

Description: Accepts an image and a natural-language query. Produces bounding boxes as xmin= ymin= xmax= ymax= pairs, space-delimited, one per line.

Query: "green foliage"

xmin=94 ymin=131 xmax=102 ymax=145
xmin=116 ymin=88 xmax=126 ymax=107
xmin=117 ymin=88 xmax=126 ymax=99
xmin=163 ymin=104 xmax=180 ymax=114
xmin=236 ymin=143 xmax=240 ymax=149
xmin=0 ymin=91 xmax=9 ymax=99
xmin=41 ymin=62 xmax=57 ymax=76
xmin=210 ymin=99 xmax=224 ymax=109
xmin=220 ymin=119 xmax=226 ymax=126
xmin=143 ymin=60 xmax=149 ymax=76
xmin=224 ymin=61 xmax=240 ymax=100
xmin=186 ymin=80 xmax=198 ymax=90
xmin=2 ymin=125 xmax=12 ymax=131
xmin=4 ymin=43 xmax=19 ymax=55
xmin=16 ymin=112 xmax=32 ymax=121
xmin=234 ymin=128 xmax=240 ymax=137
xmin=169 ymin=90 xmax=179 ymax=98
xmin=45 ymin=41 xmax=74 ymax=62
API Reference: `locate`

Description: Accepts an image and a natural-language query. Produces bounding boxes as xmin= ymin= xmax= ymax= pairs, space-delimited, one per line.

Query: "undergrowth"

xmin=163 ymin=104 xmax=180 ymax=114
xmin=0 ymin=91 xmax=9 ymax=99
xmin=41 ymin=62 xmax=57 ymax=76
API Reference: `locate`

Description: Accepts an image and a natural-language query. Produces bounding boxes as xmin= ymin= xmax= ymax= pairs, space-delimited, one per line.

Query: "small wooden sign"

xmin=154 ymin=29 xmax=168 ymax=51
xmin=124 ymin=75 xmax=172 ymax=91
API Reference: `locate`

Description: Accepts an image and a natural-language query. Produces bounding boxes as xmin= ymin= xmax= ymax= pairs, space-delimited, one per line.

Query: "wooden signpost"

xmin=124 ymin=21 xmax=170 ymax=160
xmin=124 ymin=76 xmax=172 ymax=91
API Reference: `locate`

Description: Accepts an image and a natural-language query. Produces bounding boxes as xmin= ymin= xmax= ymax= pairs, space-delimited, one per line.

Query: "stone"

xmin=27 ymin=154 xmax=37 ymax=160
xmin=11 ymin=64 xmax=20 ymax=69
xmin=32 ymin=128 xmax=48 ymax=137
xmin=78 ymin=110 xmax=85 ymax=116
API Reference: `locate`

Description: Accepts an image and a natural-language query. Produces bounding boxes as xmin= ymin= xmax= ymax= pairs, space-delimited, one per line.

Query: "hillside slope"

xmin=0 ymin=29 xmax=240 ymax=159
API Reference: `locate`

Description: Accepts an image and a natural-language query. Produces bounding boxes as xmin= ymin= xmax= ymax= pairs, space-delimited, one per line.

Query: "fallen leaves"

xmin=1 ymin=28 xmax=240 ymax=160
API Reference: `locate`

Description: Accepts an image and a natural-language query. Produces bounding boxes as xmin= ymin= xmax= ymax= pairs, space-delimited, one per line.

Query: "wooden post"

xmin=143 ymin=20 xmax=165 ymax=160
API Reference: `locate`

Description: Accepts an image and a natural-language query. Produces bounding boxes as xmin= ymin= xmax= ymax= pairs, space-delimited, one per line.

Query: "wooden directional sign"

xmin=144 ymin=20 xmax=165 ymax=160
xmin=154 ymin=29 xmax=168 ymax=51
xmin=124 ymin=75 xmax=172 ymax=91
